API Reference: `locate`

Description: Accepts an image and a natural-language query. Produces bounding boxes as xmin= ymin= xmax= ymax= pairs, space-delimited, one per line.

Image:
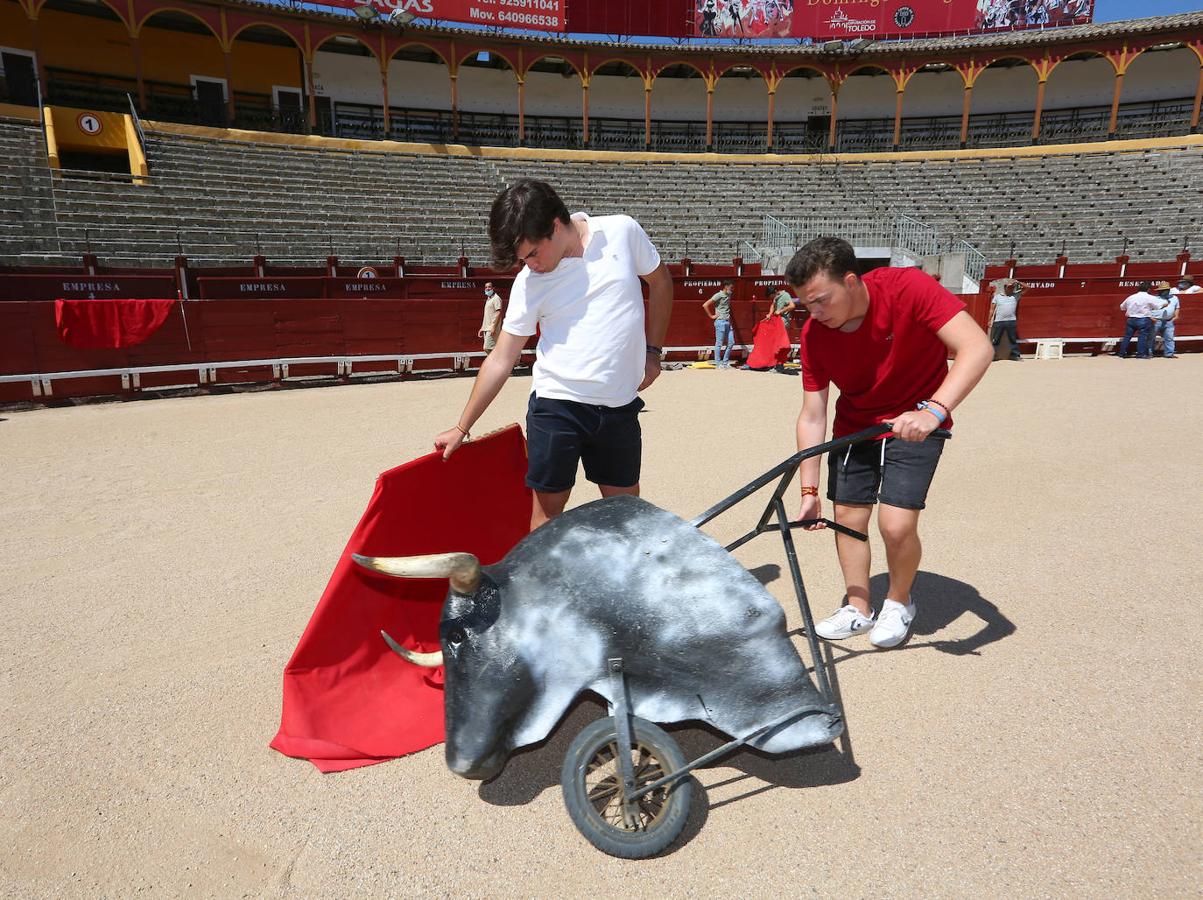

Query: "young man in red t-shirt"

xmin=790 ymin=237 xmax=993 ymax=648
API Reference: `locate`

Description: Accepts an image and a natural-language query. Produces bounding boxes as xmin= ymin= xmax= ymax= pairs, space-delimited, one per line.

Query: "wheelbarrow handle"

xmin=691 ymin=425 xmax=951 ymax=529
xmin=831 ymin=423 xmax=952 ymax=449
xmin=791 ymin=518 xmax=869 ymax=542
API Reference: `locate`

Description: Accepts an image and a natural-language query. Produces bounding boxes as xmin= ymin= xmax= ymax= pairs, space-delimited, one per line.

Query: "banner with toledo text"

xmin=333 ymin=0 xmax=565 ymax=31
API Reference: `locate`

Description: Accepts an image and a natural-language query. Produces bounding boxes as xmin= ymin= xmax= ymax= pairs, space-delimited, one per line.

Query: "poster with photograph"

xmin=975 ymin=0 xmax=1093 ymax=30
xmin=695 ymin=0 xmax=794 ymax=39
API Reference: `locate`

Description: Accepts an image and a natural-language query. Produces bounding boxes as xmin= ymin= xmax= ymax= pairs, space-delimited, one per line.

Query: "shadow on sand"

xmin=477 ymin=690 xmax=859 ymax=856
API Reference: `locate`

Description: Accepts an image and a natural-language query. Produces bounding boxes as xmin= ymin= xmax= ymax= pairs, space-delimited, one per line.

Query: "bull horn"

xmin=381 ymin=629 xmax=443 ymax=668
xmin=352 ymin=551 xmax=481 ymax=594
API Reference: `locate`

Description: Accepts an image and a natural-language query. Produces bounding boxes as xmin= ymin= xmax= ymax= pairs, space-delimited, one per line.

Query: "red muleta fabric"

xmin=270 ymin=425 xmax=532 ymax=772
xmin=54 ymin=298 xmax=177 ymax=349
xmin=745 ymin=315 xmax=792 ymax=369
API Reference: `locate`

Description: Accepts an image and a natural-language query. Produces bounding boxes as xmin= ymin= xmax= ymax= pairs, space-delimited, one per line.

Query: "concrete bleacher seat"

xmin=0 ymin=118 xmax=1200 ymax=268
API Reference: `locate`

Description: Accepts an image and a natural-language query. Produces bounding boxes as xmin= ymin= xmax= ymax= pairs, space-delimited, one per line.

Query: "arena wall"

xmin=7 ymin=6 xmax=1198 ymax=132
xmin=307 ymin=50 xmax=1197 ymax=122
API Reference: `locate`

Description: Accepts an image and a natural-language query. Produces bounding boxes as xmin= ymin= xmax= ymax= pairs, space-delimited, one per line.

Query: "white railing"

xmin=757 ymin=213 xmax=981 ymax=275
xmin=953 ymin=239 xmax=987 ymax=283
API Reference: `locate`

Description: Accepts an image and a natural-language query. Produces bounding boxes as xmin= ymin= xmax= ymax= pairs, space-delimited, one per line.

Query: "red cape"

xmin=746 ymin=316 xmax=792 ymax=369
xmin=269 ymin=425 xmax=532 ymax=772
xmin=55 ymin=298 xmax=177 ymax=349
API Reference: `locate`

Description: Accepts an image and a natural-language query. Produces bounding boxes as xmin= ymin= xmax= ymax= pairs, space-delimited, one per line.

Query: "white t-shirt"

xmin=502 ymin=213 xmax=662 ymax=407
xmin=991 ymin=291 xmax=1019 ymax=322
xmin=1119 ymin=291 xmax=1163 ymax=318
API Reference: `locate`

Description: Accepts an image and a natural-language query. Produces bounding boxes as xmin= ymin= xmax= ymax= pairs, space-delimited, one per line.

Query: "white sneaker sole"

xmin=869 ymin=625 xmax=913 ymax=649
xmin=816 ymin=624 xmax=874 ymax=641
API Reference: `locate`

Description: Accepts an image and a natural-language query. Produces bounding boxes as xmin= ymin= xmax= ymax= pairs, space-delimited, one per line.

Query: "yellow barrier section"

xmin=124 ymin=115 xmax=149 ymax=183
xmin=42 ymin=107 xmax=59 ymax=170
xmin=41 ymin=106 xmax=147 ymax=182
xmin=147 ymin=119 xmax=1203 ymax=166
xmin=49 ymin=106 xmax=129 ymax=154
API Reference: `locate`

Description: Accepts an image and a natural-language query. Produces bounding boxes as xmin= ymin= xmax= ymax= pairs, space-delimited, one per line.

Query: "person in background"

xmin=1150 ymin=281 xmax=1180 ymax=359
xmin=1171 ymin=275 xmax=1200 ymax=296
xmin=1117 ymin=281 xmax=1164 ymax=360
xmin=703 ymin=280 xmax=737 ymax=369
xmin=988 ymin=278 xmax=1028 ymax=362
xmin=479 ymin=281 xmax=503 ymax=353
xmin=765 ymin=284 xmax=799 ymax=330
xmin=763 ymin=284 xmax=800 ymax=374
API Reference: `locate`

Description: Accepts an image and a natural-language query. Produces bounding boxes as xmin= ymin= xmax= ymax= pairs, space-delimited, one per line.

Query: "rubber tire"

xmin=561 ymin=716 xmax=693 ymax=859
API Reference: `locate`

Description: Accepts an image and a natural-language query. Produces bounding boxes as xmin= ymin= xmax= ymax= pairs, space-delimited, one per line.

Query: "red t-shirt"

xmin=801 ymin=267 xmax=965 ymax=438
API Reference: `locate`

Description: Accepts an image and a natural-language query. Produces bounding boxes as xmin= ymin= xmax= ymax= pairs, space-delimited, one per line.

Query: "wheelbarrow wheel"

xmin=561 ymin=715 xmax=693 ymax=859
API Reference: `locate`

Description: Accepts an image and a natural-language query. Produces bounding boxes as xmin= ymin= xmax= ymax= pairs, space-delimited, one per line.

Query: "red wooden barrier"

xmin=325 ymin=278 xmax=407 ymax=299
xmin=1061 ymin=263 xmax=1122 ymax=278
xmin=197 ymin=277 xmax=327 ymax=299
xmin=4 ymin=280 xmax=1198 ymax=404
xmin=0 ymin=275 xmax=178 ymax=301
xmin=985 ymin=276 xmax=1185 ymax=297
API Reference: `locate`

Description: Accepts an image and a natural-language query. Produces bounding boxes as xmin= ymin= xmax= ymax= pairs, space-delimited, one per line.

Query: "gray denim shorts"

xmin=826 ymin=435 xmax=945 ymax=510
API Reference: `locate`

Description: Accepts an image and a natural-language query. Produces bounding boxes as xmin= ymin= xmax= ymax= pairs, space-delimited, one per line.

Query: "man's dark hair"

xmin=785 ymin=236 xmax=861 ymax=287
xmin=722 ymin=279 xmax=735 ymax=289
xmin=1138 ymin=280 xmax=1151 ymax=292
xmin=488 ymin=178 xmax=571 ymax=270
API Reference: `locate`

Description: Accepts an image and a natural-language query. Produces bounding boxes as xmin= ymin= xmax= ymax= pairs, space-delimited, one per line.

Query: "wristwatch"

xmin=646 ymin=345 xmax=663 ymax=356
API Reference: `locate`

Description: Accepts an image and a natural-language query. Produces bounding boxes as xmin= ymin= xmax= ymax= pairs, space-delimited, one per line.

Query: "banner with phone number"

xmin=334 ymin=0 xmax=565 ymax=31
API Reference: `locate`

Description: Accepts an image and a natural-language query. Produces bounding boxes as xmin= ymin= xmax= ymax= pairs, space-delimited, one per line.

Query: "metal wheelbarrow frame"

xmin=560 ymin=422 xmax=950 ymax=857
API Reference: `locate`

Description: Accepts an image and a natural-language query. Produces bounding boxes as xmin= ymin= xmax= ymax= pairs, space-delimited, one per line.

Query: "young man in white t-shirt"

xmin=435 ymin=178 xmax=674 ymax=529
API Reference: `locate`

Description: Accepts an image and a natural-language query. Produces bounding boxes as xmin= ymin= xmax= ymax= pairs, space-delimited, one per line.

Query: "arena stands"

xmin=0 ymin=116 xmax=1199 ymax=269
xmin=0 ymin=116 xmax=59 ymax=263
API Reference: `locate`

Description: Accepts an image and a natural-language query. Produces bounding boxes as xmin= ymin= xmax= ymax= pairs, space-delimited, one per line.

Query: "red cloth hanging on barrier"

xmin=270 ymin=425 xmax=532 ymax=773
xmin=54 ymin=298 xmax=177 ymax=349
xmin=746 ymin=315 xmax=792 ymax=369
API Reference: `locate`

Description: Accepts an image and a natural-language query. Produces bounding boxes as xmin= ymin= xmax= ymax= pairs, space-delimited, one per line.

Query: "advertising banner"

xmin=691 ymin=0 xmax=1091 ymax=40
xmin=325 ymin=0 xmax=566 ymax=32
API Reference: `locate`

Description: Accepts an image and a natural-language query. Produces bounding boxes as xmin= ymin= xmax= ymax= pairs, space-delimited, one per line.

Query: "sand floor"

xmin=1 ymin=356 xmax=1200 ymax=897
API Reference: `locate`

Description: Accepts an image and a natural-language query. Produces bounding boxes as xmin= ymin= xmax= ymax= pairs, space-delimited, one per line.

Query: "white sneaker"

xmin=815 ymin=605 xmax=876 ymax=640
xmin=870 ymin=598 xmax=916 ymax=649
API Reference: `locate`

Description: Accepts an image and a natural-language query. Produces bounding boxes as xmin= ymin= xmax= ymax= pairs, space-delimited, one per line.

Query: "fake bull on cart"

xmin=354 ymin=423 xmax=945 ymax=858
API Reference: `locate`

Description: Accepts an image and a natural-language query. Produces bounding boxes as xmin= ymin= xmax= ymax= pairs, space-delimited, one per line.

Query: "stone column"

xmin=1107 ymin=70 xmax=1125 ymax=136
xmin=380 ymin=65 xmax=390 ymax=136
xmin=1031 ymin=78 xmax=1048 ymax=142
xmin=827 ymin=89 xmax=839 ymax=149
xmin=959 ymin=82 xmax=973 ymax=148
xmin=766 ymin=87 xmax=776 ymax=150
xmin=705 ymin=85 xmax=716 ymax=150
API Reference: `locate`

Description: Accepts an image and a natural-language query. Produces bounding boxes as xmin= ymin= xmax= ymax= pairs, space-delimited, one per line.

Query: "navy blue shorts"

xmin=525 ymin=393 xmax=645 ymax=493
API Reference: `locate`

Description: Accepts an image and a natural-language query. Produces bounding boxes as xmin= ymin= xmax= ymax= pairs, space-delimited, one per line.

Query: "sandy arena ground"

xmin=1 ymin=355 xmax=1201 ymax=898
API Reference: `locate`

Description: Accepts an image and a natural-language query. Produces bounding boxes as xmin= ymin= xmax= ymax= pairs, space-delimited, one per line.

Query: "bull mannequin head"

xmin=355 ymin=495 xmax=843 ymax=781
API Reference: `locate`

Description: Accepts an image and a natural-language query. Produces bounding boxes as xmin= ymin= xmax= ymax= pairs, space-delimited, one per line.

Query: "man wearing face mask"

xmin=435 ymin=178 xmax=674 ymax=531
xmin=788 ymin=236 xmax=993 ymax=650
xmin=479 ymin=282 xmax=503 ymax=353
